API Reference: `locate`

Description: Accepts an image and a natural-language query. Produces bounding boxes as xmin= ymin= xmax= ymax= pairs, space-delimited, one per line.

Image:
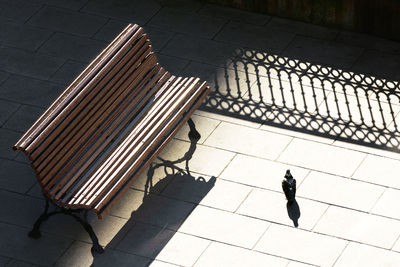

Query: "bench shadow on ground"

xmin=90 ymin=134 xmax=216 ymax=266
xmin=199 ymin=48 xmax=400 ymax=152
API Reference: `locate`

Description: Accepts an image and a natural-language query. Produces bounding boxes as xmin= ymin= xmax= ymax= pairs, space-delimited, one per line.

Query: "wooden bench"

xmin=13 ymin=24 xmax=210 ymax=254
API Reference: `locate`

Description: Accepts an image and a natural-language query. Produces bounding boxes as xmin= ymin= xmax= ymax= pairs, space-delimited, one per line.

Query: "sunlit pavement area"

xmin=1 ymin=0 xmax=400 ymax=266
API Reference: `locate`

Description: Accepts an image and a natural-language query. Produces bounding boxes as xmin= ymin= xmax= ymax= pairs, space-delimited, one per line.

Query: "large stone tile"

xmin=28 ymin=6 xmax=107 ymax=37
xmin=155 ymin=232 xmax=210 ymax=266
xmin=282 ymin=36 xmax=364 ymax=69
xmin=333 ymin=139 xmax=400 ymax=161
xmin=205 ymin=122 xmax=292 ymax=160
xmin=194 ymin=242 xmax=287 ymax=267
xmin=181 ymin=61 xmax=256 ymax=96
xmin=194 ymin=110 xmax=261 ymax=128
xmin=198 ymin=4 xmax=271 ymax=25
xmin=336 ymin=31 xmax=400 ymax=55
xmin=352 ymin=154 xmax=400 ymax=189
xmin=0 ymin=128 xmax=21 ymax=160
xmin=42 ymin=211 xmax=128 ymax=247
xmin=92 ymin=19 xmax=128 ymax=41
xmin=0 ymin=74 xmax=63 ymax=108
xmin=260 ymin=124 xmax=335 ymax=145
xmin=220 ymin=154 xmax=309 ymax=191
xmin=314 ymin=206 xmax=400 ymax=249
xmin=0 ymin=0 xmax=42 ymax=22
xmin=149 ymin=261 xmax=179 ymax=267
xmin=4 ymin=259 xmax=38 ymax=267
xmin=155 ymin=0 xmax=204 ymax=13
xmin=0 ymin=223 xmax=71 ymax=266
xmin=56 ymin=241 xmax=150 ymax=267
xmin=158 ymin=139 xmax=235 ymax=176
xmin=352 ymin=50 xmax=400 ymax=80
xmin=0 ymin=71 xmax=9 ymax=84
xmin=0 ymin=160 xmax=36 ymax=193
xmin=286 ymin=262 xmax=313 ymax=267
xmin=39 ymin=0 xmax=89 ymax=10
xmin=12 ymin=151 xmax=31 ymax=165
xmin=0 ymin=47 xmax=65 ymax=80
xmin=39 ymin=32 xmax=107 ymax=63
xmin=254 ymin=224 xmax=347 ymax=266
xmin=144 ymin=26 xmax=175 ymax=52
xmin=94 ymin=20 xmax=175 ymax=52
xmin=174 ymin=114 xmax=220 ymax=144
xmin=108 ymin=188 xmax=144 ymax=219
xmin=128 ymin=193 xmax=195 ymax=231
xmin=334 ymin=242 xmax=400 ymax=267
xmin=298 ymin=171 xmax=384 ymax=212
xmin=130 ymin=159 xmax=176 ymax=193
xmin=3 ymin=105 xmax=45 ymax=133
xmin=196 ymin=179 xmax=250 ymax=212
xmin=278 ymin=138 xmax=366 ymax=177
xmin=26 ymin=183 xmax=44 ymax=199
xmin=157 ymin=54 xmax=190 ymax=75
xmin=116 ymin=222 xmax=176 ymax=258
xmin=178 ymin=205 xmax=269 ymax=249
xmin=161 ymin=34 xmax=237 ymax=67
xmin=148 ymin=8 xmax=226 ymax=39
xmin=237 ymin=189 xmax=328 ymax=230
xmin=0 ymin=21 xmax=53 ymax=51
xmin=371 ymin=188 xmax=400 ymax=219
xmin=49 ymin=60 xmax=87 ymax=86
xmin=393 ymin=238 xmax=400 ymax=253
xmin=318 ymin=90 xmax=400 ymax=129
xmin=0 ymin=190 xmax=42 ymax=228
xmin=215 ymin=21 xmax=295 ymax=53
xmin=246 ymin=75 xmax=327 ymax=115
xmin=267 ymin=17 xmax=338 ymax=40
xmin=163 ymin=174 xmax=250 ymax=212
xmin=0 ymin=256 xmax=9 ymax=266
xmin=82 ymin=0 xmax=161 ymax=24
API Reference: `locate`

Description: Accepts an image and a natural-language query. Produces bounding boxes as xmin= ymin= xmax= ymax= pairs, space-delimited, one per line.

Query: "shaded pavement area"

xmin=1 ymin=0 xmax=400 ymax=266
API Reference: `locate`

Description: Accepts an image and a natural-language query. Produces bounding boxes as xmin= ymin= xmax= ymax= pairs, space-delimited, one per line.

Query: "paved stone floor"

xmin=1 ymin=0 xmax=400 ymax=266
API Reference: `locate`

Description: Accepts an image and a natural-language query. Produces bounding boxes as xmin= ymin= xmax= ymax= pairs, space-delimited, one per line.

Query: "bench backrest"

xmin=14 ymin=24 xmax=210 ymax=218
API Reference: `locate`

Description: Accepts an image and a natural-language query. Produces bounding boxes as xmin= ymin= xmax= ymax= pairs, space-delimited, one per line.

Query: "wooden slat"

xmin=14 ymin=24 xmax=138 ymax=152
xmin=26 ymin=28 xmax=145 ymax=158
xmin=40 ymin=53 xmax=159 ymax=192
xmin=77 ymin=78 xmax=197 ymax=208
xmin=85 ymin=79 xmax=203 ymax=208
xmin=30 ymin=30 xmax=148 ymax=165
xmin=13 ymin=23 xmax=212 ymax=220
xmin=36 ymin=45 xmax=155 ymax=181
xmin=67 ymin=77 xmax=191 ymax=207
xmin=55 ymin=72 xmax=175 ymax=202
xmin=49 ymin=68 xmax=170 ymax=200
xmin=33 ymin=34 xmax=150 ymax=171
xmin=96 ymin=83 xmax=209 ymax=218
xmin=94 ymin=81 xmax=209 ymax=216
xmin=46 ymin=62 xmax=165 ymax=198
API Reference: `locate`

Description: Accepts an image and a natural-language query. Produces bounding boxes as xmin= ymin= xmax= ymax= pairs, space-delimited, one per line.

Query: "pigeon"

xmin=282 ymin=169 xmax=296 ymax=205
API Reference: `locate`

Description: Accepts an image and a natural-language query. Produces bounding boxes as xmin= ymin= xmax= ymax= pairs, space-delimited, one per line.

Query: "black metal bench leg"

xmin=28 ymin=198 xmax=50 ymax=239
xmin=71 ymin=211 xmax=104 ymax=254
xmin=187 ymin=118 xmax=201 ymax=141
xmin=29 ymin=198 xmax=104 ymax=254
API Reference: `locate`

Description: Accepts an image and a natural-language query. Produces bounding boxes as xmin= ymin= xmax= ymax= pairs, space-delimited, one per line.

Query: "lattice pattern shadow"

xmin=201 ymin=48 xmax=400 ymax=152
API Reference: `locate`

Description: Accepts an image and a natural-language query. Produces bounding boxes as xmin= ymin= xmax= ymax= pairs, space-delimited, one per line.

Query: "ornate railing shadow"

xmin=201 ymin=48 xmax=400 ymax=152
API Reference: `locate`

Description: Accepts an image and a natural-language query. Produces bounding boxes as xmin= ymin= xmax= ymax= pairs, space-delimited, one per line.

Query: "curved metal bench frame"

xmin=13 ymin=24 xmax=210 ymax=254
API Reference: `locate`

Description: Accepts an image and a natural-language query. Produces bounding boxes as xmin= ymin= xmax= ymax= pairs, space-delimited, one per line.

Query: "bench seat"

xmin=13 ymin=24 xmax=210 ymax=222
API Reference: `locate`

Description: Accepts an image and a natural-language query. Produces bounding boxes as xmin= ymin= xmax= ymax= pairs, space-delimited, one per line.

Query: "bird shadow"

xmin=286 ymin=200 xmax=301 ymax=228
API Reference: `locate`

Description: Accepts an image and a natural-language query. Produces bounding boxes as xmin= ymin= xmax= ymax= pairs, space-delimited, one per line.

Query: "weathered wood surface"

xmin=14 ymin=24 xmax=210 ymax=218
